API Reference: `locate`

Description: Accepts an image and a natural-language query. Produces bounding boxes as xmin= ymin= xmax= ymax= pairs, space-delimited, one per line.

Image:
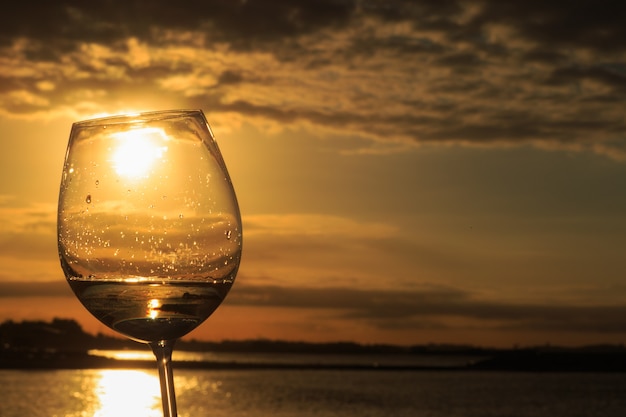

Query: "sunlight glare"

xmin=148 ymin=298 xmax=160 ymax=319
xmin=111 ymin=127 xmax=168 ymax=179
xmin=94 ymin=370 xmax=161 ymax=417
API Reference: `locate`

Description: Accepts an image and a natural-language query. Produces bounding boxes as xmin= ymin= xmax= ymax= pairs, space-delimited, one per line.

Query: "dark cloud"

xmin=547 ymin=64 xmax=626 ymax=90
xmin=217 ymin=70 xmax=244 ymax=85
xmin=3 ymin=1 xmax=622 ymax=56
xmin=476 ymin=0 xmax=626 ymax=53
xmin=227 ymin=283 xmax=626 ymax=335
xmin=435 ymin=52 xmax=485 ymax=72
xmin=1 ymin=0 xmax=356 ymax=53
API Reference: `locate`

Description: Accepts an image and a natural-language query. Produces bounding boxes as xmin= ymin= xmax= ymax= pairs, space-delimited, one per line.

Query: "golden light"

xmin=148 ymin=298 xmax=160 ymax=319
xmin=89 ymin=349 xmax=155 ymax=361
xmin=94 ymin=370 xmax=161 ymax=417
xmin=111 ymin=127 xmax=168 ymax=179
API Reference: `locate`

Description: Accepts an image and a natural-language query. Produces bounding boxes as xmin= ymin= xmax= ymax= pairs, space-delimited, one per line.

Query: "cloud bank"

xmin=0 ymin=0 xmax=624 ymax=157
xmin=3 ymin=279 xmax=626 ymax=337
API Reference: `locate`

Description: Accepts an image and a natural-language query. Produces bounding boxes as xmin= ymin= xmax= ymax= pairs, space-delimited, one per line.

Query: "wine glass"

xmin=57 ymin=109 xmax=243 ymax=417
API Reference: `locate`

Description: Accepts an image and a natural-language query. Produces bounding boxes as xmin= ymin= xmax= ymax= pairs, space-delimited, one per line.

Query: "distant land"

xmin=2 ymin=318 xmax=626 ymax=372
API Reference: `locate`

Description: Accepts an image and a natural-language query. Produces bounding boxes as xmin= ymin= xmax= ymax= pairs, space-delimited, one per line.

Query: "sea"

xmin=1 ymin=350 xmax=626 ymax=417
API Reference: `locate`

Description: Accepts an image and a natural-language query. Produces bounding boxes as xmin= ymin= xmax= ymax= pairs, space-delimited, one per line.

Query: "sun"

xmin=111 ymin=127 xmax=168 ymax=179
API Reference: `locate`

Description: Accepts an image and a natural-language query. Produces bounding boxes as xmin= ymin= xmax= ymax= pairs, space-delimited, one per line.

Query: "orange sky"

xmin=1 ymin=1 xmax=626 ymax=348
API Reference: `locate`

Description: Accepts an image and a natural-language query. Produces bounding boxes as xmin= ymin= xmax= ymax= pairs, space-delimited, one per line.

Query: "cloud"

xmin=0 ymin=0 xmax=624 ymax=157
xmin=476 ymin=1 xmax=626 ymax=53
xmin=225 ymin=283 xmax=626 ymax=335
xmin=239 ymin=213 xmax=458 ymax=290
xmin=0 ymin=280 xmax=72 ymax=297
xmin=244 ymin=213 xmax=397 ymax=238
xmin=0 ymin=199 xmax=56 ymax=260
xmin=4 ymin=278 xmax=626 ymax=336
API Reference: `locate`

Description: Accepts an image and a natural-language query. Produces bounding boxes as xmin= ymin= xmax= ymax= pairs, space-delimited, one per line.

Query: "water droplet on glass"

xmin=179 ymin=214 xmax=184 ymax=219
xmin=225 ymin=230 xmax=232 ymax=240
xmin=85 ymin=195 xmax=92 ymax=204
xmin=95 ymin=180 xmax=99 ymax=187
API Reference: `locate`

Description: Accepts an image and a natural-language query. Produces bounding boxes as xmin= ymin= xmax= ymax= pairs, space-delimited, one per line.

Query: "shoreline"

xmin=3 ymin=349 xmax=626 ymax=373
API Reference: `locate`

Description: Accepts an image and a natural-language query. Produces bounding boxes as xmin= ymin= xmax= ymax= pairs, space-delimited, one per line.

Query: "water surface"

xmin=2 ymin=368 xmax=626 ymax=417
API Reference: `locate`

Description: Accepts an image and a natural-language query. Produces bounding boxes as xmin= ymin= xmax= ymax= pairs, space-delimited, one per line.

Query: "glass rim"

xmin=72 ymin=109 xmax=204 ymax=127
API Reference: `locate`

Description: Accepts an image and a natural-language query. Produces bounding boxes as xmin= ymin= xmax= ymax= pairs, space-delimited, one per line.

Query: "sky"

xmin=0 ymin=0 xmax=625 ymax=348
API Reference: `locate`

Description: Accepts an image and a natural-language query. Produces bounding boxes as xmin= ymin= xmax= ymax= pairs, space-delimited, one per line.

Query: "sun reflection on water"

xmin=93 ymin=370 xmax=161 ymax=417
xmin=89 ymin=349 xmax=155 ymax=361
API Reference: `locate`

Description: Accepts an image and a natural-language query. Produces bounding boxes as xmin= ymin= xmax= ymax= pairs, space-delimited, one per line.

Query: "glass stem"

xmin=150 ymin=339 xmax=178 ymax=417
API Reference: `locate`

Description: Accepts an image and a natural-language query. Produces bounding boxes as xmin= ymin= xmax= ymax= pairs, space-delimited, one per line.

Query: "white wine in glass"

xmin=57 ymin=110 xmax=242 ymax=417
